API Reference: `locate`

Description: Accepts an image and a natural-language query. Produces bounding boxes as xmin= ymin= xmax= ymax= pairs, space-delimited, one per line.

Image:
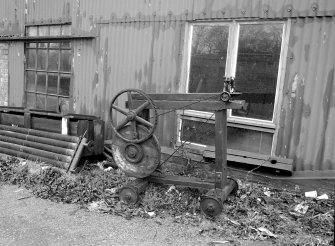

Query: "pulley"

xmin=112 ymin=125 xmax=161 ymax=178
xmin=110 ymin=89 xmax=158 ymax=143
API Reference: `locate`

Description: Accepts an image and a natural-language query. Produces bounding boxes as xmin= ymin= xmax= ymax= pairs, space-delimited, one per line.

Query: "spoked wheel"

xmin=110 ymin=89 xmax=158 ymax=143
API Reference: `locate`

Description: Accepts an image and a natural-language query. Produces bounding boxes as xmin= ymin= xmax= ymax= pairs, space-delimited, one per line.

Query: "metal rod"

xmin=0 ymin=141 xmax=72 ymax=163
xmin=0 ymin=130 xmax=77 ymax=150
xmin=0 ymin=146 xmax=69 ymax=170
xmin=68 ymin=138 xmax=87 ymax=172
xmin=0 ymin=135 xmax=75 ymax=157
xmin=0 ymin=124 xmax=79 ymax=143
xmin=220 ymin=179 xmax=238 ymax=202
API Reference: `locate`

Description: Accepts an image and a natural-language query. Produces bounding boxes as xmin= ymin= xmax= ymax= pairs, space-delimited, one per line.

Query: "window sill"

xmin=0 ymin=35 xmax=96 ymax=41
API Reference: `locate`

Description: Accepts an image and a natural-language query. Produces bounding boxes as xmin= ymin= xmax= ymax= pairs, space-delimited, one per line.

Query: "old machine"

xmin=109 ymin=83 xmax=244 ymax=216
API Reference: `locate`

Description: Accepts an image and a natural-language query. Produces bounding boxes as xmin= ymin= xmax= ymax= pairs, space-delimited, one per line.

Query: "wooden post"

xmin=214 ymin=109 xmax=227 ymax=189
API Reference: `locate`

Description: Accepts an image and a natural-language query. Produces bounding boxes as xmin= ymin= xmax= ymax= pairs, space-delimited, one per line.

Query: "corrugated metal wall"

xmin=276 ymin=17 xmax=335 ymax=173
xmin=1 ymin=0 xmax=335 ymax=174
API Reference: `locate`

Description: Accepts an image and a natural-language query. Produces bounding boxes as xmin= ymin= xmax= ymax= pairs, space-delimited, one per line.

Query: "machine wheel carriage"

xmin=109 ymin=87 xmax=244 ymax=216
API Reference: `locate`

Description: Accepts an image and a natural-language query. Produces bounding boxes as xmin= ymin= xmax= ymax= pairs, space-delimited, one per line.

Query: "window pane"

xmin=47 ymin=74 xmax=58 ymax=94
xmin=26 ymin=93 xmax=36 ymax=108
xmin=181 ymin=119 xmax=273 ymax=155
xmin=61 ymin=25 xmax=71 ymax=35
xmin=188 ymin=25 xmax=229 ymax=93
xmin=26 ymin=43 xmax=36 ymax=48
xmin=60 ymin=50 xmax=72 ymax=71
xmin=232 ymin=23 xmax=283 ymax=121
xmin=26 ymin=26 xmax=37 ymax=36
xmin=38 ymin=43 xmax=48 ymax=48
xmin=26 ymin=49 xmax=36 ymax=69
xmin=50 ymin=43 xmax=60 ymax=49
xmin=26 ymin=71 xmax=35 ymax=91
xmin=48 ymin=50 xmax=59 ymax=70
xmin=59 ymin=75 xmax=70 ymax=96
xmin=37 ymin=49 xmax=47 ymax=70
xmin=38 ymin=26 xmax=49 ymax=36
xmin=36 ymin=73 xmax=46 ymax=92
xmin=50 ymin=25 xmax=61 ymax=36
xmin=60 ymin=42 xmax=71 ymax=48
xmin=36 ymin=94 xmax=46 ymax=109
xmin=46 ymin=96 xmax=58 ymax=112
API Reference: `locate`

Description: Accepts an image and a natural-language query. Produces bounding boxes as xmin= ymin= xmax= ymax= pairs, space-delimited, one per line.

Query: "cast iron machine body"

xmin=109 ymin=89 xmax=245 ymax=216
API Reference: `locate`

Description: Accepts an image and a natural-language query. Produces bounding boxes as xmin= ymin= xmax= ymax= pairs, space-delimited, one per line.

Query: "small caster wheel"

xmin=200 ymin=196 xmax=223 ymax=216
xmin=119 ymin=186 xmax=139 ymax=204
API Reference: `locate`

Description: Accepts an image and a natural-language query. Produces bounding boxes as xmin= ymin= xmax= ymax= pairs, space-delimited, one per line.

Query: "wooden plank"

xmin=131 ymin=100 xmax=244 ymax=111
xmin=203 ymin=149 xmax=293 ymax=172
xmin=0 ymin=113 xmax=24 ymax=127
xmin=147 ymin=175 xmax=215 ymax=190
xmin=31 ymin=117 xmax=62 ymax=133
xmin=206 ymin=146 xmax=293 ymax=165
xmin=214 ymin=110 xmax=227 ymax=188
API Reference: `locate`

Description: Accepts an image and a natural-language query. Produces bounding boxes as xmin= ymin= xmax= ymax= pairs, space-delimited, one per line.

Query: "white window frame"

xmin=177 ymin=20 xmax=290 ymax=155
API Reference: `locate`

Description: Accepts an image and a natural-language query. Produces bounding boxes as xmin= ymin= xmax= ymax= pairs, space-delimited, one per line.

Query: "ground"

xmin=0 ymin=156 xmax=334 ymax=246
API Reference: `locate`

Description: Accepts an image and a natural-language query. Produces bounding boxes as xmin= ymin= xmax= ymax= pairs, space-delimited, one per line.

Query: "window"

xmin=181 ymin=22 xmax=285 ymax=155
xmin=24 ymin=24 xmax=72 ymax=112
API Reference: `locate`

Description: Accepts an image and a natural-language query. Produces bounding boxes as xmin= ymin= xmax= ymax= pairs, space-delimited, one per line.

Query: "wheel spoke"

xmin=127 ymin=91 xmax=133 ymax=109
xmin=135 ymin=101 xmax=150 ymax=114
xmin=112 ymin=104 xmax=128 ymax=115
xmin=115 ymin=117 xmax=130 ymax=130
xmin=135 ymin=116 xmax=153 ymax=128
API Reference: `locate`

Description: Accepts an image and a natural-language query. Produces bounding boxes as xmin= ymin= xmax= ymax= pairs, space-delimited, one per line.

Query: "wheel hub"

xmin=126 ymin=111 xmax=136 ymax=121
xmin=124 ymin=143 xmax=144 ymax=163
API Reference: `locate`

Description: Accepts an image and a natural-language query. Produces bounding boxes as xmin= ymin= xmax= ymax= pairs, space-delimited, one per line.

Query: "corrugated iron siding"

xmin=276 ymin=17 xmax=335 ymax=172
xmin=1 ymin=0 xmax=335 ymax=173
xmin=8 ymin=42 xmax=24 ymax=107
xmin=0 ymin=0 xmax=25 ymax=36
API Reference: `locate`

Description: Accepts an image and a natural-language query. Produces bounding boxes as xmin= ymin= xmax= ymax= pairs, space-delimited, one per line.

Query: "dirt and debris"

xmin=0 ymin=157 xmax=334 ymax=245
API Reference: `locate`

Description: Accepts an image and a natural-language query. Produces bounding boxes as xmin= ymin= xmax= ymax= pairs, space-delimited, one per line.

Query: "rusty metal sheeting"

xmin=275 ymin=17 xmax=335 ymax=172
xmin=8 ymin=42 xmax=24 ymax=107
xmin=25 ymin=0 xmax=72 ymax=24
xmin=0 ymin=0 xmax=25 ymax=36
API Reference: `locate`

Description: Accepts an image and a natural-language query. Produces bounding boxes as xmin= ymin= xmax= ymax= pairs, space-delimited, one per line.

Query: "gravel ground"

xmin=0 ymin=184 xmax=273 ymax=246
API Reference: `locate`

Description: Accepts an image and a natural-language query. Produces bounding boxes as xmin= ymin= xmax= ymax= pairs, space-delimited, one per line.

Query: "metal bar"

xmin=0 ymin=130 xmax=77 ymax=150
xmin=0 ymin=135 xmax=75 ymax=157
xmin=131 ymin=100 xmax=244 ymax=111
xmin=147 ymin=175 xmax=215 ymax=190
xmin=132 ymin=93 xmax=242 ymax=101
xmin=68 ymin=138 xmax=87 ymax=172
xmin=0 ymin=141 xmax=72 ymax=163
xmin=215 ymin=110 xmax=227 ymax=189
xmin=0 ymin=124 xmax=79 ymax=143
xmin=0 ymin=146 xmax=69 ymax=170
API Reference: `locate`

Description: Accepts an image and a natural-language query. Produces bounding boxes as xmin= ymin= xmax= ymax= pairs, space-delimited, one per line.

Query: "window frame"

xmin=178 ymin=19 xmax=290 ymax=155
xmin=23 ymin=24 xmax=73 ymax=113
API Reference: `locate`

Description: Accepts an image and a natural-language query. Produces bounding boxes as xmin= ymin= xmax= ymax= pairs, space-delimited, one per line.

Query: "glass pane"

xmin=38 ymin=26 xmax=49 ymax=36
xmin=50 ymin=25 xmax=61 ymax=36
xmin=61 ymin=25 xmax=71 ymax=35
xmin=26 ymin=93 xmax=36 ymax=108
xmin=36 ymin=94 xmax=46 ymax=110
xmin=48 ymin=50 xmax=59 ymax=70
xmin=232 ymin=23 xmax=283 ymax=121
xmin=59 ymin=98 xmax=70 ymax=114
xmin=59 ymin=75 xmax=70 ymax=96
xmin=26 ymin=26 xmax=37 ymax=36
xmin=60 ymin=50 xmax=72 ymax=71
xmin=47 ymin=74 xmax=58 ymax=94
xmin=188 ymin=25 xmax=229 ymax=93
xmin=181 ymin=119 xmax=273 ymax=155
xmin=38 ymin=43 xmax=48 ymax=48
xmin=60 ymin=42 xmax=71 ymax=48
xmin=50 ymin=43 xmax=60 ymax=49
xmin=36 ymin=73 xmax=46 ymax=92
xmin=26 ymin=71 xmax=35 ymax=91
xmin=26 ymin=49 xmax=36 ymax=69
xmin=46 ymin=96 xmax=58 ymax=112
xmin=37 ymin=49 xmax=47 ymax=69
xmin=26 ymin=43 xmax=36 ymax=48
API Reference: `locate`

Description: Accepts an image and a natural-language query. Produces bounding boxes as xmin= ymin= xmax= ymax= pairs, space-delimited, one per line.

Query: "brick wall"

xmin=0 ymin=43 xmax=9 ymax=106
